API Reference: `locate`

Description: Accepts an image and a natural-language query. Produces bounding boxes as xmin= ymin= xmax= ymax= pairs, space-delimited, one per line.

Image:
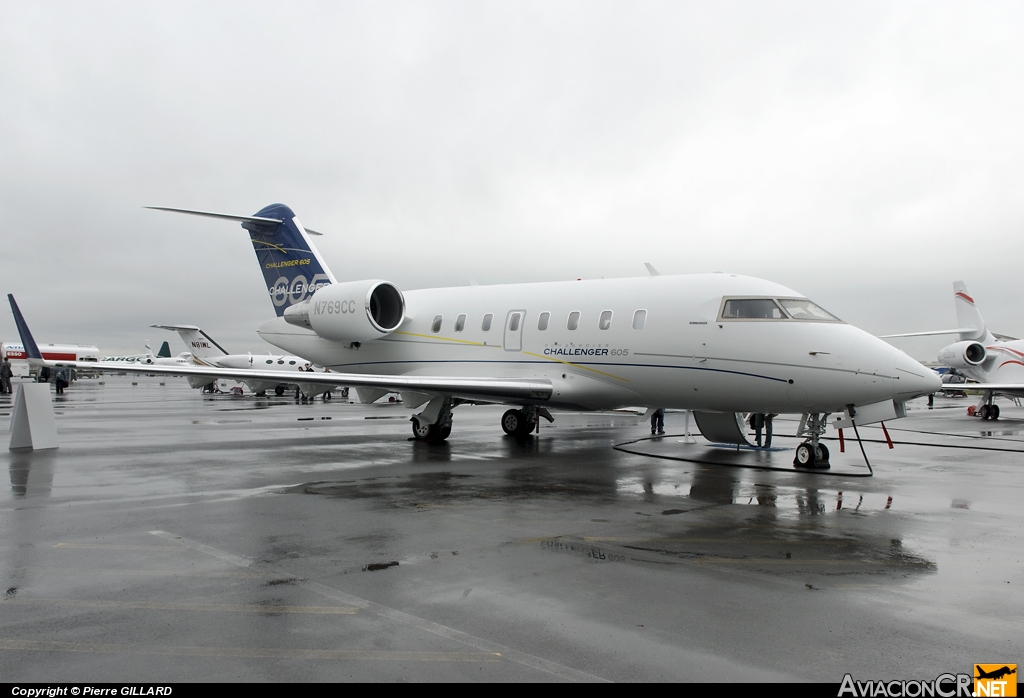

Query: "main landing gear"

xmin=794 ymin=413 xmax=830 ymax=469
xmin=500 ymin=406 xmax=554 ymax=437
xmin=975 ymin=392 xmax=1000 ymax=420
xmin=411 ymin=397 xmax=454 ymax=443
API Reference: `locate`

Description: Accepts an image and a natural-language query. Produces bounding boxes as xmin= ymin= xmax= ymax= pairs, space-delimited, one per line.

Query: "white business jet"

xmin=9 ymin=203 xmax=939 ymax=468
xmin=881 ymin=281 xmax=1024 ymax=420
xmin=151 ymin=324 xmax=327 ymax=396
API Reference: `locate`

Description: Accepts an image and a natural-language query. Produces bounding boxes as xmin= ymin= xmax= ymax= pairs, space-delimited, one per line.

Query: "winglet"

xmin=644 ymin=263 xmax=661 ymax=277
xmin=7 ymin=294 xmax=43 ymax=360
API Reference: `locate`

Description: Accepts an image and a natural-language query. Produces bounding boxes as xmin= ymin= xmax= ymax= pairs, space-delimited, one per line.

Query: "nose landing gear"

xmin=794 ymin=413 xmax=831 ymax=469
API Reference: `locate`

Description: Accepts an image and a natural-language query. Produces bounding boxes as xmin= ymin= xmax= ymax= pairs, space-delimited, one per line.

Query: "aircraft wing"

xmin=945 ymin=383 xmax=1024 ymax=397
xmin=48 ymin=359 xmax=553 ymax=402
xmin=878 ymin=327 xmax=977 ymax=338
xmin=6 ymin=294 xmax=549 ymax=402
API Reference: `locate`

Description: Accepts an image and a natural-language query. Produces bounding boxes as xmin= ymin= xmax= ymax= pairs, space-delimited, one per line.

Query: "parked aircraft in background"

xmin=152 ymin=324 xmax=328 ymax=396
xmin=2 ymin=341 xmax=99 ymax=377
xmin=10 ymin=203 xmax=939 ymax=468
xmin=100 ymin=340 xmax=173 ymax=364
xmin=882 ymin=281 xmax=1024 ymax=420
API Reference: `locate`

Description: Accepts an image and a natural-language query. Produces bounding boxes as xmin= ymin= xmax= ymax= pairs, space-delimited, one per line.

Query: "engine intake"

xmin=284 ymin=279 xmax=405 ymax=342
xmin=938 ymin=340 xmax=987 ymax=369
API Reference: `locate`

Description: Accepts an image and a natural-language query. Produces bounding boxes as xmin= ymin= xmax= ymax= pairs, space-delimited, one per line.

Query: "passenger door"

xmin=503 ymin=310 xmax=526 ymax=352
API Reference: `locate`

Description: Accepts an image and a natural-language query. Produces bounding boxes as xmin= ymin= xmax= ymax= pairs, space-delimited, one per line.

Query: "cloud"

xmin=1 ymin=1 xmax=1022 ymax=358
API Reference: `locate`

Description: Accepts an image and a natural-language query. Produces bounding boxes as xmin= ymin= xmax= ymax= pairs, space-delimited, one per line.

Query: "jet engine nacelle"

xmin=938 ymin=340 xmax=987 ymax=369
xmin=283 ymin=280 xmax=406 ymax=342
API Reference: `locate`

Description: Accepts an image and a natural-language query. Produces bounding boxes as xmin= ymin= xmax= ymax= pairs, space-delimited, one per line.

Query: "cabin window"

xmin=777 ymin=298 xmax=841 ymax=322
xmin=632 ymin=309 xmax=647 ymax=330
xmin=567 ymin=311 xmax=580 ymax=330
xmin=455 ymin=314 xmax=466 ymax=332
xmin=266 ymin=360 xmax=273 ymax=364
xmin=432 ymin=315 xmax=443 ymax=333
xmin=720 ymin=298 xmax=786 ymax=320
xmin=481 ymin=313 xmax=493 ymax=331
xmin=277 ymin=360 xmax=284 ymax=364
xmin=508 ymin=312 xmax=521 ymax=332
xmin=538 ymin=312 xmax=550 ymax=331
xmin=599 ymin=310 xmax=613 ymax=330
xmin=288 ymin=360 xmax=296 ymax=365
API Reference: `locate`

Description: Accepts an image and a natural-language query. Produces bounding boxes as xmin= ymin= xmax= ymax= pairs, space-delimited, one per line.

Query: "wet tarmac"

xmin=0 ymin=377 xmax=1021 ymax=682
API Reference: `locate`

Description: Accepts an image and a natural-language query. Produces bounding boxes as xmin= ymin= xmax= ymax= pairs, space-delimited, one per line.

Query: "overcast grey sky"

xmin=1 ymin=1 xmax=1022 ymax=359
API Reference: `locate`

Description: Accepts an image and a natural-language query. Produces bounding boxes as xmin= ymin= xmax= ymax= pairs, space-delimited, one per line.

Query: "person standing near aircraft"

xmin=54 ymin=367 xmax=67 ymax=394
xmin=650 ymin=408 xmax=665 ymax=435
xmin=0 ymin=357 xmax=11 ymax=394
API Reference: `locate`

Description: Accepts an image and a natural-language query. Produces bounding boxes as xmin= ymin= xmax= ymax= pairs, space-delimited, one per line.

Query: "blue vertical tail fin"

xmin=244 ymin=204 xmax=336 ymax=316
xmin=147 ymin=204 xmax=337 ymax=316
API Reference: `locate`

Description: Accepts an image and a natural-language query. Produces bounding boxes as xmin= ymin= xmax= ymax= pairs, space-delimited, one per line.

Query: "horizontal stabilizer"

xmin=146 ymin=207 xmax=322 ymax=235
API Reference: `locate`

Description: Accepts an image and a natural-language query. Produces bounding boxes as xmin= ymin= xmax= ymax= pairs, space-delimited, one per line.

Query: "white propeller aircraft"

xmin=151 ymin=324 xmax=328 ymax=396
xmin=881 ymin=281 xmax=1023 ymax=420
xmin=8 ymin=203 xmax=939 ymax=468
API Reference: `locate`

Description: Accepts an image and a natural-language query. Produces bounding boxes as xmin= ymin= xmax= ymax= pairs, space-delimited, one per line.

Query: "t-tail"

xmin=147 ymin=204 xmax=337 ymax=316
xmin=953 ymin=281 xmax=995 ymax=344
xmin=151 ymin=325 xmax=229 ymax=360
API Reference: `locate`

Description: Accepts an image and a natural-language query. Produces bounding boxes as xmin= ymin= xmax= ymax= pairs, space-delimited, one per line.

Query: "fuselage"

xmin=258 ymin=273 xmax=937 ymax=413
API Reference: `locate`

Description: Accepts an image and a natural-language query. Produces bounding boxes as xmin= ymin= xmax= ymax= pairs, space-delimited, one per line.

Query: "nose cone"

xmin=892 ymin=350 xmax=942 ymax=401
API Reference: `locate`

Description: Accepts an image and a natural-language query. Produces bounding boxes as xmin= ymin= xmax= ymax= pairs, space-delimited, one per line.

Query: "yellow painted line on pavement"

xmin=18 ymin=566 xmax=263 ymax=579
xmin=53 ymin=543 xmax=187 ymax=551
xmin=5 ymin=598 xmax=357 ymax=614
xmin=691 ymin=558 xmax=890 ymax=566
xmin=0 ymin=639 xmax=500 ymax=661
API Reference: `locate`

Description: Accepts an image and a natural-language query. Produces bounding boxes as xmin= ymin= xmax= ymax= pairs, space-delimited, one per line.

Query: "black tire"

xmin=980 ymin=404 xmax=991 ymax=420
xmin=412 ymin=419 xmax=434 ymax=440
xmin=794 ymin=443 xmax=814 ymax=467
xmin=274 ymin=385 xmax=285 ymax=397
xmin=992 ymin=404 xmax=1000 ymax=420
xmin=523 ymin=421 xmax=537 ymax=435
xmin=501 ymin=409 xmax=521 ymax=435
xmin=815 ymin=443 xmax=830 ymax=463
xmin=437 ymin=426 xmax=452 ymax=441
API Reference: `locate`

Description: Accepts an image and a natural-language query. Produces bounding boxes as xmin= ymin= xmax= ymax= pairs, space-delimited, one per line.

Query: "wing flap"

xmin=45 ymin=359 xmax=553 ymax=402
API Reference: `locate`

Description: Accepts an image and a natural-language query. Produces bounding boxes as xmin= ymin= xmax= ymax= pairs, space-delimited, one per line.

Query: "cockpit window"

xmin=777 ymin=298 xmax=840 ymax=322
xmin=721 ymin=298 xmax=786 ymax=320
xmin=774 ymin=298 xmax=839 ymax=321
xmin=718 ymin=297 xmax=843 ymax=322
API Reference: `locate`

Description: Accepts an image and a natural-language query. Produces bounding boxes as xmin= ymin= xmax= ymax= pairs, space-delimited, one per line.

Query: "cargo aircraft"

xmin=882 ymin=281 xmax=1024 ymax=420
xmin=8 ymin=203 xmax=939 ymax=467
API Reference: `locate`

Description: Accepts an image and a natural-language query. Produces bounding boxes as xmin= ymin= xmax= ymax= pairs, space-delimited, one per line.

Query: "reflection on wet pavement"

xmin=0 ymin=381 xmax=1020 ymax=682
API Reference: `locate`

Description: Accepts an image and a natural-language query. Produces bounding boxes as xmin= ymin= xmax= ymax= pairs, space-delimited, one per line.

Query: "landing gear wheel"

xmin=992 ymin=404 xmax=1000 ymax=420
xmin=437 ymin=426 xmax=452 ymax=441
xmin=274 ymin=385 xmax=285 ymax=397
xmin=523 ymin=421 xmax=537 ymax=435
xmin=980 ymin=404 xmax=992 ymax=420
xmin=794 ymin=443 xmax=814 ymax=468
xmin=501 ymin=409 xmax=522 ymax=435
xmin=412 ymin=419 xmax=435 ymax=441
xmin=814 ymin=443 xmax=830 ymax=468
